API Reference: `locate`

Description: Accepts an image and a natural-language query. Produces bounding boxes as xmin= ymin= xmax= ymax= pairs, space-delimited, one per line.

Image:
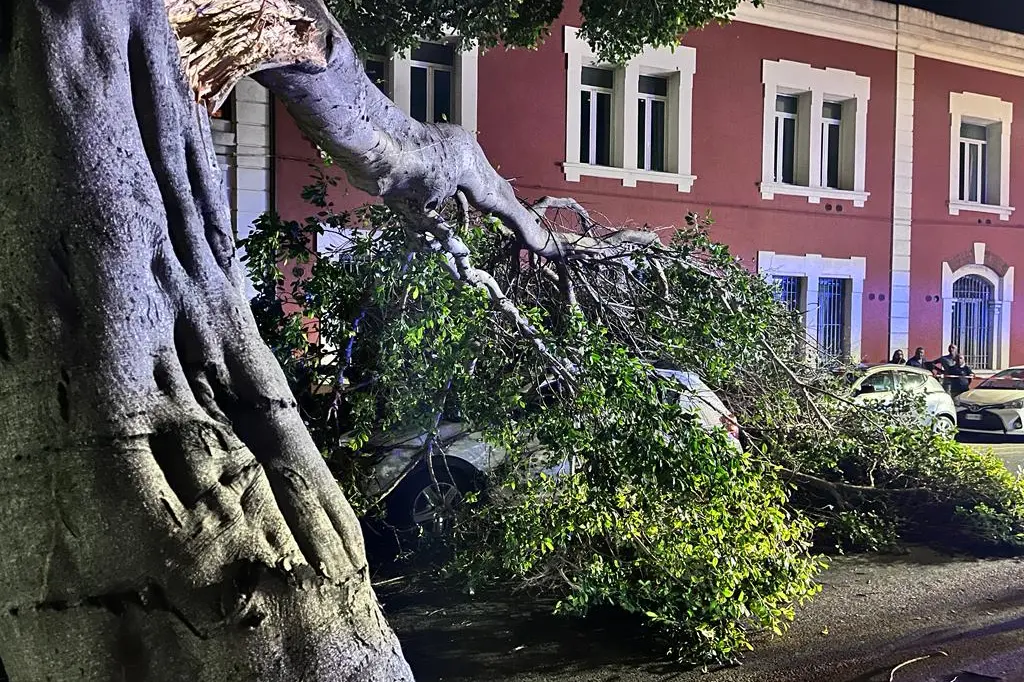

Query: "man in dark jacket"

xmin=945 ymin=354 xmax=974 ymax=397
xmin=937 ymin=344 xmax=958 ymax=373
xmin=907 ymin=347 xmax=927 ymax=368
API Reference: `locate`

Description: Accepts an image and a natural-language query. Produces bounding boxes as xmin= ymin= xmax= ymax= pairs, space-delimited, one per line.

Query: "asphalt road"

xmin=964 ymin=436 xmax=1024 ymax=472
xmin=382 ymin=437 xmax=1024 ymax=682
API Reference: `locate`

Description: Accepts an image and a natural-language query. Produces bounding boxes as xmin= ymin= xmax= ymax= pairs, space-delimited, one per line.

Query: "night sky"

xmin=881 ymin=0 xmax=1024 ymax=34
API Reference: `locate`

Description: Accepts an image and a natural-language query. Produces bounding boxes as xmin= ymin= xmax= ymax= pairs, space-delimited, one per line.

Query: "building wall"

xmin=908 ymin=56 xmax=1024 ymax=364
xmin=267 ymin=0 xmax=1024 ymax=369
xmin=477 ymin=15 xmax=896 ymax=361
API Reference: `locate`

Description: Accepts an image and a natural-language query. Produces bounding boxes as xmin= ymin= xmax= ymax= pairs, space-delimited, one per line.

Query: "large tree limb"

xmin=167 ymin=0 xmax=659 ymax=264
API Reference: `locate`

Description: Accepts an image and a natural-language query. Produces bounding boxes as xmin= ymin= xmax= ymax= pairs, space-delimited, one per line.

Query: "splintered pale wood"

xmin=166 ymin=0 xmax=327 ymax=111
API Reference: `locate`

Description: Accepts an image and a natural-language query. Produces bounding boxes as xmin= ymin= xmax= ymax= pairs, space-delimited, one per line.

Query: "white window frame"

xmin=959 ymin=131 xmax=987 ymax=203
xmin=758 ymin=251 xmax=866 ymax=364
xmin=760 ymin=60 xmax=871 ymax=207
xmin=581 ymin=71 xmax=614 ymax=166
xmin=638 ymin=84 xmax=668 ymax=172
xmin=820 ymin=102 xmax=843 ymax=188
xmin=948 ymin=92 xmax=1013 ymax=220
xmin=390 ymin=39 xmax=479 ymax=134
xmin=774 ymin=95 xmax=798 ymax=184
xmin=408 ymin=60 xmax=454 ymax=123
xmin=363 ymin=54 xmax=391 ymax=96
xmin=941 ymin=242 xmax=1014 ymax=372
xmin=563 ymin=26 xmax=696 ymax=192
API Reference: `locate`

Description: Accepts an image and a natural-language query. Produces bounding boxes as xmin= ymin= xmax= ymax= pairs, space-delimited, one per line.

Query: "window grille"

xmin=951 ymin=274 xmax=995 ymax=369
xmin=774 ymin=275 xmax=803 ymax=313
xmin=816 ymin=277 xmax=847 ymax=365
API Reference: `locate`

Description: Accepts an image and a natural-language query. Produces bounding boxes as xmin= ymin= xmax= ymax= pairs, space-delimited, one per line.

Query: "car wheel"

xmin=933 ymin=414 xmax=956 ymax=436
xmin=386 ymin=464 xmax=478 ymax=537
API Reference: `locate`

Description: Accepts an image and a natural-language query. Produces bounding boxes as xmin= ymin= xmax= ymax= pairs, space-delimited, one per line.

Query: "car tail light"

xmin=720 ymin=414 xmax=741 ymax=440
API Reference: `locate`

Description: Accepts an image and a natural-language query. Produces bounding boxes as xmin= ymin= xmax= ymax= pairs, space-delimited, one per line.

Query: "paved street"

xmin=963 ymin=437 xmax=1024 ymax=472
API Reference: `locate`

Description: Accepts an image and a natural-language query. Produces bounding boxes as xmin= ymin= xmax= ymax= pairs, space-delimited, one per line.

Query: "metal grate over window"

xmin=952 ymin=274 xmax=995 ymax=369
xmin=816 ymin=277 xmax=847 ymax=365
xmin=774 ymin=275 xmax=803 ymax=313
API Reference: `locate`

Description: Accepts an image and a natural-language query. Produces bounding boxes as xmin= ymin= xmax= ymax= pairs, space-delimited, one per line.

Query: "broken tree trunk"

xmin=0 ymin=0 xmax=412 ymax=679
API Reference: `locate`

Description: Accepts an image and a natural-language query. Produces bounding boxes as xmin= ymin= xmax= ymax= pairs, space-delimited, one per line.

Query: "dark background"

xmin=881 ymin=1 xmax=1024 ymax=33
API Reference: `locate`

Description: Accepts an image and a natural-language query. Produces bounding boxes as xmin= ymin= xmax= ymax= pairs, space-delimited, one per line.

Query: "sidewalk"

xmin=379 ymin=548 xmax=1024 ymax=682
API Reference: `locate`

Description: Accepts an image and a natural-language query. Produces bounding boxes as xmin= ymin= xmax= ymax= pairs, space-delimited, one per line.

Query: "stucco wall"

xmin=908 ymin=56 xmax=1024 ymax=364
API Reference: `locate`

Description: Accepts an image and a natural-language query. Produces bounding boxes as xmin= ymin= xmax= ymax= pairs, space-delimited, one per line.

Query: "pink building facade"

xmin=219 ymin=0 xmax=1024 ymax=374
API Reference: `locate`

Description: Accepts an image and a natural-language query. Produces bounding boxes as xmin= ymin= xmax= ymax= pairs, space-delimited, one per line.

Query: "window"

xmin=951 ymin=274 xmax=995 ymax=369
xmin=563 ymin=26 xmax=696 ymax=191
xmin=817 ymin=277 xmax=849 ymax=365
xmin=364 ymin=56 xmax=390 ymax=95
xmin=941 ymin=243 xmax=1014 ymax=371
xmin=382 ymin=39 xmax=479 ymax=133
xmin=958 ymin=122 xmax=988 ymax=203
xmin=774 ymin=95 xmax=797 ymax=184
xmin=760 ymin=60 xmax=870 ymax=207
xmin=948 ymin=92 xmax=1013 ymax=220
xmin=773 ymin=274 xmax=804 ymax=312
xmin=897 ymin=371 xmax=928 ymax=392
xmin=580 ymin=67 xmax=613 ymax=166
xmin=860 ymin=371 xmax=895 ymax=394
xmin=637 ymin=76 xmax=667 ymax=172
xmin=821 ymin=101 xmax=843 ymax=189
xmin=759 ymin=251 xmax=865 ymax=365
xmin=409 ymin=42 xmax=454 ymax=123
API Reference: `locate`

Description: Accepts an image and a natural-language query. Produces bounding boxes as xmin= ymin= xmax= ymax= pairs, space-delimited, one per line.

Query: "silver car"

xmin=359 ymin=369 xmax=741 ymax=533
xmin=954 ymin=366 xmax=1024 ymax=435
xmin=851 ymin=364 xmax=957 ymax=434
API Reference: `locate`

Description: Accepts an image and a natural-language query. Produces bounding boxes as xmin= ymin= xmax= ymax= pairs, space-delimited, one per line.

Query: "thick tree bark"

xmin=0 ymin=1 xmax=412 ymax=679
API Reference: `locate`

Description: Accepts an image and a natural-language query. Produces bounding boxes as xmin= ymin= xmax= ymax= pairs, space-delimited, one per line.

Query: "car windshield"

xmin=978 ymin=368 xmax=1024 ymax=390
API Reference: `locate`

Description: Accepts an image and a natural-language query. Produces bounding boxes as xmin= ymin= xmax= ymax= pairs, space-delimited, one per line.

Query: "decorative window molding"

xmin=760 ymin=59 xmax=871 ymax=207
xmin=948 ymin=92 xmax=1013 ymax=220
xmin=758 ymin=251 xmax=867 ymax=363
xmin=941 ymin=242 xmax=1014 ymax=371
xmin=388 ymin=39 xmax=479 ymax=133
xmin=562 ymin=26 xmax=696 ymax=192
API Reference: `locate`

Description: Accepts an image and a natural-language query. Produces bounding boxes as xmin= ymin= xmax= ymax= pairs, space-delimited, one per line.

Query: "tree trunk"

xmin=0 ymin=1 xmax=412 ymax=679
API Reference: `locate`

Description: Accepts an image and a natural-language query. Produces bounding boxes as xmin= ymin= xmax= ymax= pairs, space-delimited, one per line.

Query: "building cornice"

xmin=731 ymin=0 xmax=896 ymax=51
xmin=731 ymin=0 xmax=1024 ymax=78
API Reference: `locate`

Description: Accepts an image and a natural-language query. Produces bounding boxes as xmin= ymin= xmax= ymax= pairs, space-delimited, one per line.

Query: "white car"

xmin=954 ymin=366 xmax=1024 ymax=436
xmin=850 ymin=364 xmax=957 ymax=434
xmin=358 ymin=369 xmax=741 ymax=533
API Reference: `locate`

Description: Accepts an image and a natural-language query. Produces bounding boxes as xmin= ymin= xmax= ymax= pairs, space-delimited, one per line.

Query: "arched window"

xmin=951 ymin=274 xmax=995 ymax=368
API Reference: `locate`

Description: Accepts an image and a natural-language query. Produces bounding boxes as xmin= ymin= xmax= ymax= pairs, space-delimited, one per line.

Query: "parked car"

xmin=356 ymin=369 xmax=741 ymax=534
xmin=849 ymin=364 xmax=957 ymax=434
xmin=954 ymin=366 xmax=1024 ymax=436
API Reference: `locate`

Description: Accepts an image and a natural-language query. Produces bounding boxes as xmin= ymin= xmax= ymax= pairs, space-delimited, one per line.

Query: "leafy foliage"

xmin=330 ymin=0 xmax=759 ymax=64
xmin=244 ymin=169 xmax=1024 ymax=662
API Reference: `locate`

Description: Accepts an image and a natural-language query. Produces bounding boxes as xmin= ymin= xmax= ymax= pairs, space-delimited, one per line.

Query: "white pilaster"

xmin=889 ymin=51 xmax=915 ymax=356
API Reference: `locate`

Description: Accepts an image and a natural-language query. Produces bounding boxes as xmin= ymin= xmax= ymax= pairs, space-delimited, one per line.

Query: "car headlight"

xmin=1003 ymin=399 xmax=1024 ymax=410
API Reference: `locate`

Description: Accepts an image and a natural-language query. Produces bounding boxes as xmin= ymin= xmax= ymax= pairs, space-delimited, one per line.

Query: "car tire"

xmin=933 ymin=414 xmax=956 ymax=436
xmin=385 ymin=462 xmax=479 ymax=537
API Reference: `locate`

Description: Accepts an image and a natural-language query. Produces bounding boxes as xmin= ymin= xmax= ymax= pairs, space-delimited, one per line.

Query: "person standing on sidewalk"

xmin=945 ymin=354 xmax=974 ymax=397
xmin=937 ymin=344 xmax=958 ymax=373
xmin=907 ymin=347 xmax=927 ymax=368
